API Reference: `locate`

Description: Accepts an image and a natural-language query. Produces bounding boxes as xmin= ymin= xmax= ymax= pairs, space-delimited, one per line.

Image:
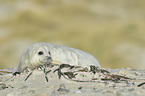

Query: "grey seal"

xmin=17 ymin=42 xmax=100 ymax=72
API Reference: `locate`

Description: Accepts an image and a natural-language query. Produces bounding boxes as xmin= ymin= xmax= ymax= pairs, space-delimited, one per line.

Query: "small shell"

xmin=17 ymin=42 xmax=101 ymax=72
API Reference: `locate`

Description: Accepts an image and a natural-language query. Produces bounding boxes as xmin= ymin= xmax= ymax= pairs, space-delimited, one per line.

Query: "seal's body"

xmin=17 ymin=42 xmax=100 ymax=72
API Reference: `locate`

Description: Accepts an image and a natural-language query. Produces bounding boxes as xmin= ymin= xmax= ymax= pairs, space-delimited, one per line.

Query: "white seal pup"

xmin=17 ymin=42 xmax=100 ymax=72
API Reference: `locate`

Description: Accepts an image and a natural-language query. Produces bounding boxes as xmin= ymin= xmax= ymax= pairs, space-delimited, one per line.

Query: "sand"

xmin=0 ymin=64 xmax=145 ymax=96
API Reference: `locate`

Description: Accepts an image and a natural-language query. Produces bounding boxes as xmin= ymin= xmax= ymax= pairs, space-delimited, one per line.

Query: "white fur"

xmin=17 ymin=42 xmax=101 ymax=72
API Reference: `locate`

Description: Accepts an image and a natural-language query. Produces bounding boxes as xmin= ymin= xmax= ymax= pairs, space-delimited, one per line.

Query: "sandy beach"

xmin=1 ymin=64 xmax=145 ymax=96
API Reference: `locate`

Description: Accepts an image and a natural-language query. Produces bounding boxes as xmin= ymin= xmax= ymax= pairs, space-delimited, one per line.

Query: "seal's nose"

xmin=46 ymin=56 xmax=51 ymax=60
xmin=48 ymin=56 xmax=51 ymax=60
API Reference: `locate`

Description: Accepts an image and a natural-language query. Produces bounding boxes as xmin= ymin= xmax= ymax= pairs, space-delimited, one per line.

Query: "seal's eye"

xmin=48 ymin=51 xmax=51 ymax=55
xmin=38 ymin=51 xmax=43 ymax=55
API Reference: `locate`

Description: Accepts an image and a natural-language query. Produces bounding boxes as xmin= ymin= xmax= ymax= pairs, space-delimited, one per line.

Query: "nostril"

xmin=45 ymin=56 xmax=51 ymax=60
xmin=48 ymin=57 xmax=51 ymax=59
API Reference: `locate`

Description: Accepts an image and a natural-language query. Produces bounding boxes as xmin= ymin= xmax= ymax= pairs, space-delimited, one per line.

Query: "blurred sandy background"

xmin=0 ymin=0 xmax=145 ymax=69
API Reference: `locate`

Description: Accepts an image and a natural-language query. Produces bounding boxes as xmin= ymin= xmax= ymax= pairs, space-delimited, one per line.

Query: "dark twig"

xmin=42 ymin=64 xmax=52 ymax=82
xmin=59 ymin=64 xmax=74 ymax=69
xmin=100 ymin=74 xmax=132 ymax=82
xmin=90 ymin=65 xmax=110 ymax=75
xmin=61 ymin=73 xmax=100 ymax=82
xmin=12 ymin=72 xmax=21 ymax=76
xmin=24 ymin=72 xmax=33 ymax=81
xmin=44 ymin=70 xmax=51 ymax=82
xmin=63 ymin=72 xmax=77 ymax=79
xmin=90 ymin=65 xmax=100 ymax=74
xmin=53 ymin=64 xmax=75 ymax=79
xmin=100 ymin=69 xmax=110 ymax=74
xmin=58 ymin=67 xmax=63 ymax=79
xmin=137 ymin=82 xmax=145 ymax=87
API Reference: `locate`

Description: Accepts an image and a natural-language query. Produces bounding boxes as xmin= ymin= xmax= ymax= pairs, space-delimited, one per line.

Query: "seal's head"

xmin=17 ymin=43 xmax=52 ymax=72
